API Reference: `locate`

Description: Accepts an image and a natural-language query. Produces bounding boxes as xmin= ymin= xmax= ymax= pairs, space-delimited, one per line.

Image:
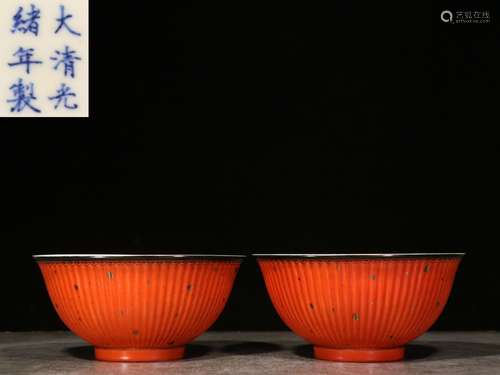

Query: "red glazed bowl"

xmin=256 ymin=253 xmax=464 ymax=362
xmin=35 ymin=254 xmax=243 ymax=362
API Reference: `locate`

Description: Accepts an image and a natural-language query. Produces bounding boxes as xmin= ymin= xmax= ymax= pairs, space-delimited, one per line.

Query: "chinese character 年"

xmin=7 ymin=47 xmax=42 ymax=74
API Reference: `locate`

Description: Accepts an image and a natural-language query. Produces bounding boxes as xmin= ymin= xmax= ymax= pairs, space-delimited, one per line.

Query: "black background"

xmin=0 ymin=1 xmax=498 ymax=331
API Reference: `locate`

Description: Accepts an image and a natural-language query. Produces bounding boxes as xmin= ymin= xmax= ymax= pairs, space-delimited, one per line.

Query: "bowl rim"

xmin=252 ymin=253 xmax=465 ymax=259
xmin=33 ymin=254 xmax=246 ymax=261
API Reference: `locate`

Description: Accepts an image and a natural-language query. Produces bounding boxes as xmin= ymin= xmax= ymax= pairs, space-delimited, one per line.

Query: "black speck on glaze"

xmin=187 ymin=284 xmax=192 ymax=292
xmin=74 ymin=284 xmax=79 ymax=291
xmin=309 ymin=303 xmax=314 ymax=310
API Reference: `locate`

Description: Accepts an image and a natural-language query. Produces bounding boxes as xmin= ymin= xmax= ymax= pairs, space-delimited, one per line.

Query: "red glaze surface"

xmin=94 ymin=347 xmax=185 ymax=362
xmin=314 ymin=346 xmax=405 ymax=362
xmin=257 ymin=256 xmax=462 ymax=362
xmin=37 ymin=259 xmax=241 ymax=362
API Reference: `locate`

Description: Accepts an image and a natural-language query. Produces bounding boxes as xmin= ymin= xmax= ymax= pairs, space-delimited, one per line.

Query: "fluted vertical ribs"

xmin=259 ymin=258 xmax=460 ymax=349
xmin=39 ymin=261 xmax=240 ymax=349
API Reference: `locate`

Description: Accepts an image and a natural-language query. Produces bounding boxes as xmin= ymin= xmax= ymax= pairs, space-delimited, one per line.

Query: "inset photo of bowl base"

xmin=256 ymin=253 xmax=464 ymax=362
xmin=35 ymin=254 xmax=243 ymax=362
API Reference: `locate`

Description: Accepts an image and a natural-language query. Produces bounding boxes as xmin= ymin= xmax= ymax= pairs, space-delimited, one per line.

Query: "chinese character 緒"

xmin=11 ymin=4 xmax=41 ymax=36
xmin=49 ymin=84 xmax=78 ymax=110
xmin=55 ymin=5 xmax=81 ymax=36
xmin=7 ymin=78 xmax=41 ymax=113
xmin=7 ymin=47 xmax=42 ymax=74
xmin=50 ymin=46 xmax=81 ymax=78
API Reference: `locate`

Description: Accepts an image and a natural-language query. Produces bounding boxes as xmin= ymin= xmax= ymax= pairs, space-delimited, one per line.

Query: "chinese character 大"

xmin=55 ymin=5 xmax=81 ymax=36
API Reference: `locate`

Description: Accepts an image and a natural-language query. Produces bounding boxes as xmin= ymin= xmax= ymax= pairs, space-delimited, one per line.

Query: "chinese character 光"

xmin=55 ymin=5 xmax=81 ymax=36
xmin=7 ymin=78 xmax=41 ymax=113
xmin=11 ymin=4 xmax=41 ymax=36
xmin=49 ymin=84 xmax=78 ymax=110
xmin=8 ymin=47 xmax=42 ymax=74
xmin=50 ymin=46 xmax=81 ymax=78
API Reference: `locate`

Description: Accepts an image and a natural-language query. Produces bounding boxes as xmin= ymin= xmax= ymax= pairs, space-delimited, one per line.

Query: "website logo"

xmin=441 ymin=10 xmax=490 ymax=24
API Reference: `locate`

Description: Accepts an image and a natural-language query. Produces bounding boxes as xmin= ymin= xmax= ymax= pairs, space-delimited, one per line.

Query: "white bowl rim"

xmin=252 ymin=253 xmax=465 ymax=258
xmin=33 ymin=254 xmax=246 ymax=260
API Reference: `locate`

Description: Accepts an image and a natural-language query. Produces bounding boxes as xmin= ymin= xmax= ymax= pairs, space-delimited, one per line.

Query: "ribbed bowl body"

xmin=258 ymin=257 xmax=461 ymax=350
xmin=37 ymin=260 xmax=240 ymax=351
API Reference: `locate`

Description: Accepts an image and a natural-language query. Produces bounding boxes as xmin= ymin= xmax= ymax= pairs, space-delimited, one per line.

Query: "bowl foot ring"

xmin=314 ymin=346 xmax=405 ymax=362
xmin=95 ymin=346 xmax=185 ymax=362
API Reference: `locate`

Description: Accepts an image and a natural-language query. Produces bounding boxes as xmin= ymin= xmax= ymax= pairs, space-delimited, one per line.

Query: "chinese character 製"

xmin=11 ymin=4 xmax=41 ymax=36
xmin=50 ymin=46 xmax=81 ymax=78
xmin=54 ymin=5 xmax=81 ymax=36
xmin=7 ymin=78 xmax=40 ymax=113
xmin=49 ymin=84 xmax=78 ymax=109
xmin=7 ymin=47 xmax=42 ymax=74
